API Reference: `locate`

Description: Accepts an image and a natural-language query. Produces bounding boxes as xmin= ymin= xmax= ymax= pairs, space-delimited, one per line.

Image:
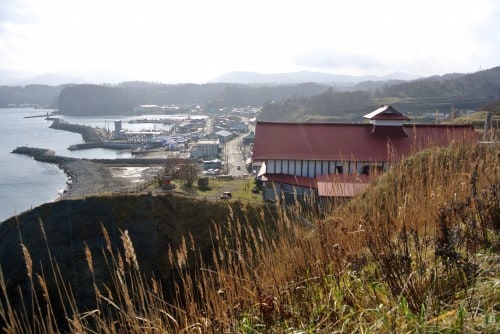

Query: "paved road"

xmin=205 ymin=117 xmax=214 ymax=134
xmin=222 ymin=135 xmax=247 ymax=177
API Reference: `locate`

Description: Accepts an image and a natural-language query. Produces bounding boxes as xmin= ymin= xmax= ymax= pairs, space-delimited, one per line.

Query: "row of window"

xmin=265 ymin=159 xmax=386 ymax=177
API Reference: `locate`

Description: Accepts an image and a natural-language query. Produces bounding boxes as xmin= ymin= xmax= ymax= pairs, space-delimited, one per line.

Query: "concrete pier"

xmin=49 ymin=118 xmax=103 ymax=143
xmin=12 ymin=146 xmax=168 ymax=166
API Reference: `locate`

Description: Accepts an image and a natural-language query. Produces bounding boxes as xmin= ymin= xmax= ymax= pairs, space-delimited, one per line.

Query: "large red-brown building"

xmin=252 ymin=105 xmax=477 ymax=205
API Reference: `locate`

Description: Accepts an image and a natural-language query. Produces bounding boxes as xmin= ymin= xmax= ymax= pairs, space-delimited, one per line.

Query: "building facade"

xmin=252 ymin=105 xmax=477 ymax=205
xmin=189 ymin=139 xmax=220 ymax=159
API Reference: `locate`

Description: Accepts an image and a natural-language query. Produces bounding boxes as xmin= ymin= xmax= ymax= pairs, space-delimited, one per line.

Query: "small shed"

xmin=198 ymin=177 xmax=209 ymax=188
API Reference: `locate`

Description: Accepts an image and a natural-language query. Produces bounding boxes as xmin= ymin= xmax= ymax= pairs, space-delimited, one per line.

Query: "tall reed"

xmin=0 ymin=142 xmax=497 ymax=332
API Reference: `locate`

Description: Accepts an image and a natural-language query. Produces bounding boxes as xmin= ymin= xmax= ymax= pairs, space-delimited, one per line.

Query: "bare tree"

xmin=164 ymin=153 xmax=181 ymax=177
xmin=178 ymin=159 xmax=199 ymax=187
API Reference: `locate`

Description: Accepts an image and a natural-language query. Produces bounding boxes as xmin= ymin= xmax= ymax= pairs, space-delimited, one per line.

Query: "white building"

xmin=189 ymin=139 xmax=220 ymax=159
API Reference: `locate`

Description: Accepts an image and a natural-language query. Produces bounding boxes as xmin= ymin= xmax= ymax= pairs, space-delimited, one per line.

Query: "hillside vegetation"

xmin=0 ymin=85 xmax=61 ymax=108
xmin=57 ymin=82 xmax=329 ymax=115
xmin=1 ymin=67 xmax=499 ymax=119
xmin=451 ymin=101 xmax=500 ymax=139
xmin=260 ymin=66 xmax=500 ymax=121
xmin=0 ymin=142 xmax=498 ymax=332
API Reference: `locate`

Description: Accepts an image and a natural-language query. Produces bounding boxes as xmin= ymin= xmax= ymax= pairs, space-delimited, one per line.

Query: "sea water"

xmin=0 ymin=108 xmax=183 ymax=222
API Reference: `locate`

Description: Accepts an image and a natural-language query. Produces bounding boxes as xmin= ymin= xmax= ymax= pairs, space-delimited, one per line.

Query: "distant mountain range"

xmin=0 ymin=69 xmax=422 ymax=86
xmin=0 ymin=69 xmax=84 ymax=86
xmin=0 ymin=69 xmax=130 ymax=86
xmin=209 ymin=71 xmax=421 ymax=84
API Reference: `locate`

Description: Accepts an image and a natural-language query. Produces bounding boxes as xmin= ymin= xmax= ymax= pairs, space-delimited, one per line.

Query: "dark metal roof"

xmin=370 ymin=125 xmax=408 ymax=137
xmin=253 ymin=121 xmax=477 ymax=162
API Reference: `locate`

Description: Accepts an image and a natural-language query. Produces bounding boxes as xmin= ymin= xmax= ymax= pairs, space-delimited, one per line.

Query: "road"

xmin=222 ymin=135 xmax=248 ymax=177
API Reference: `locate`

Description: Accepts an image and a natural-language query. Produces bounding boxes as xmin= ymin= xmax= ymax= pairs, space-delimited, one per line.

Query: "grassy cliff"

xmin=1 ymin=142 xmax=498 ymax=333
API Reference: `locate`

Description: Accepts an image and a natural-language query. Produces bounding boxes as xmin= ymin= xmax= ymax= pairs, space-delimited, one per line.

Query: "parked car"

xmin=220 ymin=191 xmax=232 ymax=199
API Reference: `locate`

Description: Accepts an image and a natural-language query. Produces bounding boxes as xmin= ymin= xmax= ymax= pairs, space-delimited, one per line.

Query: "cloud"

xmin=0 ymin=0 xmax=33 ymax=32
xmin=0 ymin=0 xmax=498 ymax=82
xmin=295 ymin=51 xmax=382 ymax=70
xmin=468 ymin=1 xmax=500 ymax=69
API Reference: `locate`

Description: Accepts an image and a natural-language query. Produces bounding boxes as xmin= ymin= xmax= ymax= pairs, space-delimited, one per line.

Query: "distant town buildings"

xmin=189 ymin=139 xmax=220 ymax=159
xmin=133 ymin=105 xmax=163 ymax=114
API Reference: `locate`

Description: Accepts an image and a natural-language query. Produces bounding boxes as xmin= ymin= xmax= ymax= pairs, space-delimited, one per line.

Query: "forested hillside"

xmin=0 ymin=85 xmax=61 ymax=108
xmin=57 ymin=82 xmax=329 ymax=115
xmin=1 ymin=67 xmax=499 ymax=119
xmin=260 ymin=66 xmax=500 ymax=121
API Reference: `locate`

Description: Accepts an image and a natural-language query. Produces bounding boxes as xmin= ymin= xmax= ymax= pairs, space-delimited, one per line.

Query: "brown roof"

xmin=253 ymin=121 xmax=477 ymax=162
xmin=263 ymin=173 xmax=316 ymax=188
xmin=315 ymin=174 xmax=372 ymax=197
xmin=264 ymin=173 xmax=373 ymax=197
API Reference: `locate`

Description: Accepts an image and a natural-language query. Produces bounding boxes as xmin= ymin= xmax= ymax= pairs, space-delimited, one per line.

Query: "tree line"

xmin=259 ymin=66 xmax=500 ymax=121
xmin=1 ymin=66 xmax=499 ymax=120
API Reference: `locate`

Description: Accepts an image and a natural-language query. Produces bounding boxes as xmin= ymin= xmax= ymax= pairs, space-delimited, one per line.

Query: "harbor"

xmin=48 ymin=117 xmax=192 ymax=155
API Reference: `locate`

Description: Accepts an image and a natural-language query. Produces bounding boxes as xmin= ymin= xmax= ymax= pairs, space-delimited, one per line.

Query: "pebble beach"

xmin=12 ymin=146 xmax=165 ymax=200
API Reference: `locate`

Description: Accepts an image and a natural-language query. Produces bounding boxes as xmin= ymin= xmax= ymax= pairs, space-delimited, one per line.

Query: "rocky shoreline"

xmin=60 ymin=159 xmax=125 ymax=199
xmin=12 ymin=146 xmax=165 ymax=199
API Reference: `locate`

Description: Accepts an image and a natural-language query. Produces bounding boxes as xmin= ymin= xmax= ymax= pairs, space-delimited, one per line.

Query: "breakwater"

xmin=49 ymin=118 xmax=103 ymax=142
xmin=12 ymin=146 xmax=167 ymax=166
xmin=11 ymin=146 xmax=76 ymax=164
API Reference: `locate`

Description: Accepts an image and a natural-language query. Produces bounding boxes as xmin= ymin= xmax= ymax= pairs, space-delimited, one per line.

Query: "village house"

xmin=252 ymin=105 xmax=477 ymax=206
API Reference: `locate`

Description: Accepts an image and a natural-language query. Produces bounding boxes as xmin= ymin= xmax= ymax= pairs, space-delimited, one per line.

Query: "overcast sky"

xmin=1 ymin=0 xmax=499 ymax=83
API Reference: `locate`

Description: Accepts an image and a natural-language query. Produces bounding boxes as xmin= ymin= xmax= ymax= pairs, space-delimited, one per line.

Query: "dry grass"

xmin=0 ymin=142 xmax=498 ymax=333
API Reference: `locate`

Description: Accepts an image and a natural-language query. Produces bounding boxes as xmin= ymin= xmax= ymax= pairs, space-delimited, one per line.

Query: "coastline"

xmin=59 ymin=159 xmax=120 ymax=199
xmin=12 ymin=146 xmax=165 ymax=200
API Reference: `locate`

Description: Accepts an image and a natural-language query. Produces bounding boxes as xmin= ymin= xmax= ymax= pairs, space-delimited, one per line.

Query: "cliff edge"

xmin=0 ymin=193 xmax=273 ymax=319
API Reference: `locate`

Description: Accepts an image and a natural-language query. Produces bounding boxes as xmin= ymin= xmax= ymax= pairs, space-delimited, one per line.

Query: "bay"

xmin=0 ymin=108 xmax=182 ymax=222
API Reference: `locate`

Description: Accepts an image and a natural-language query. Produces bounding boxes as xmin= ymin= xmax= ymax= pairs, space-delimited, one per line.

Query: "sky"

xmin=0 ymin=0 xmax=499 ymax=83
